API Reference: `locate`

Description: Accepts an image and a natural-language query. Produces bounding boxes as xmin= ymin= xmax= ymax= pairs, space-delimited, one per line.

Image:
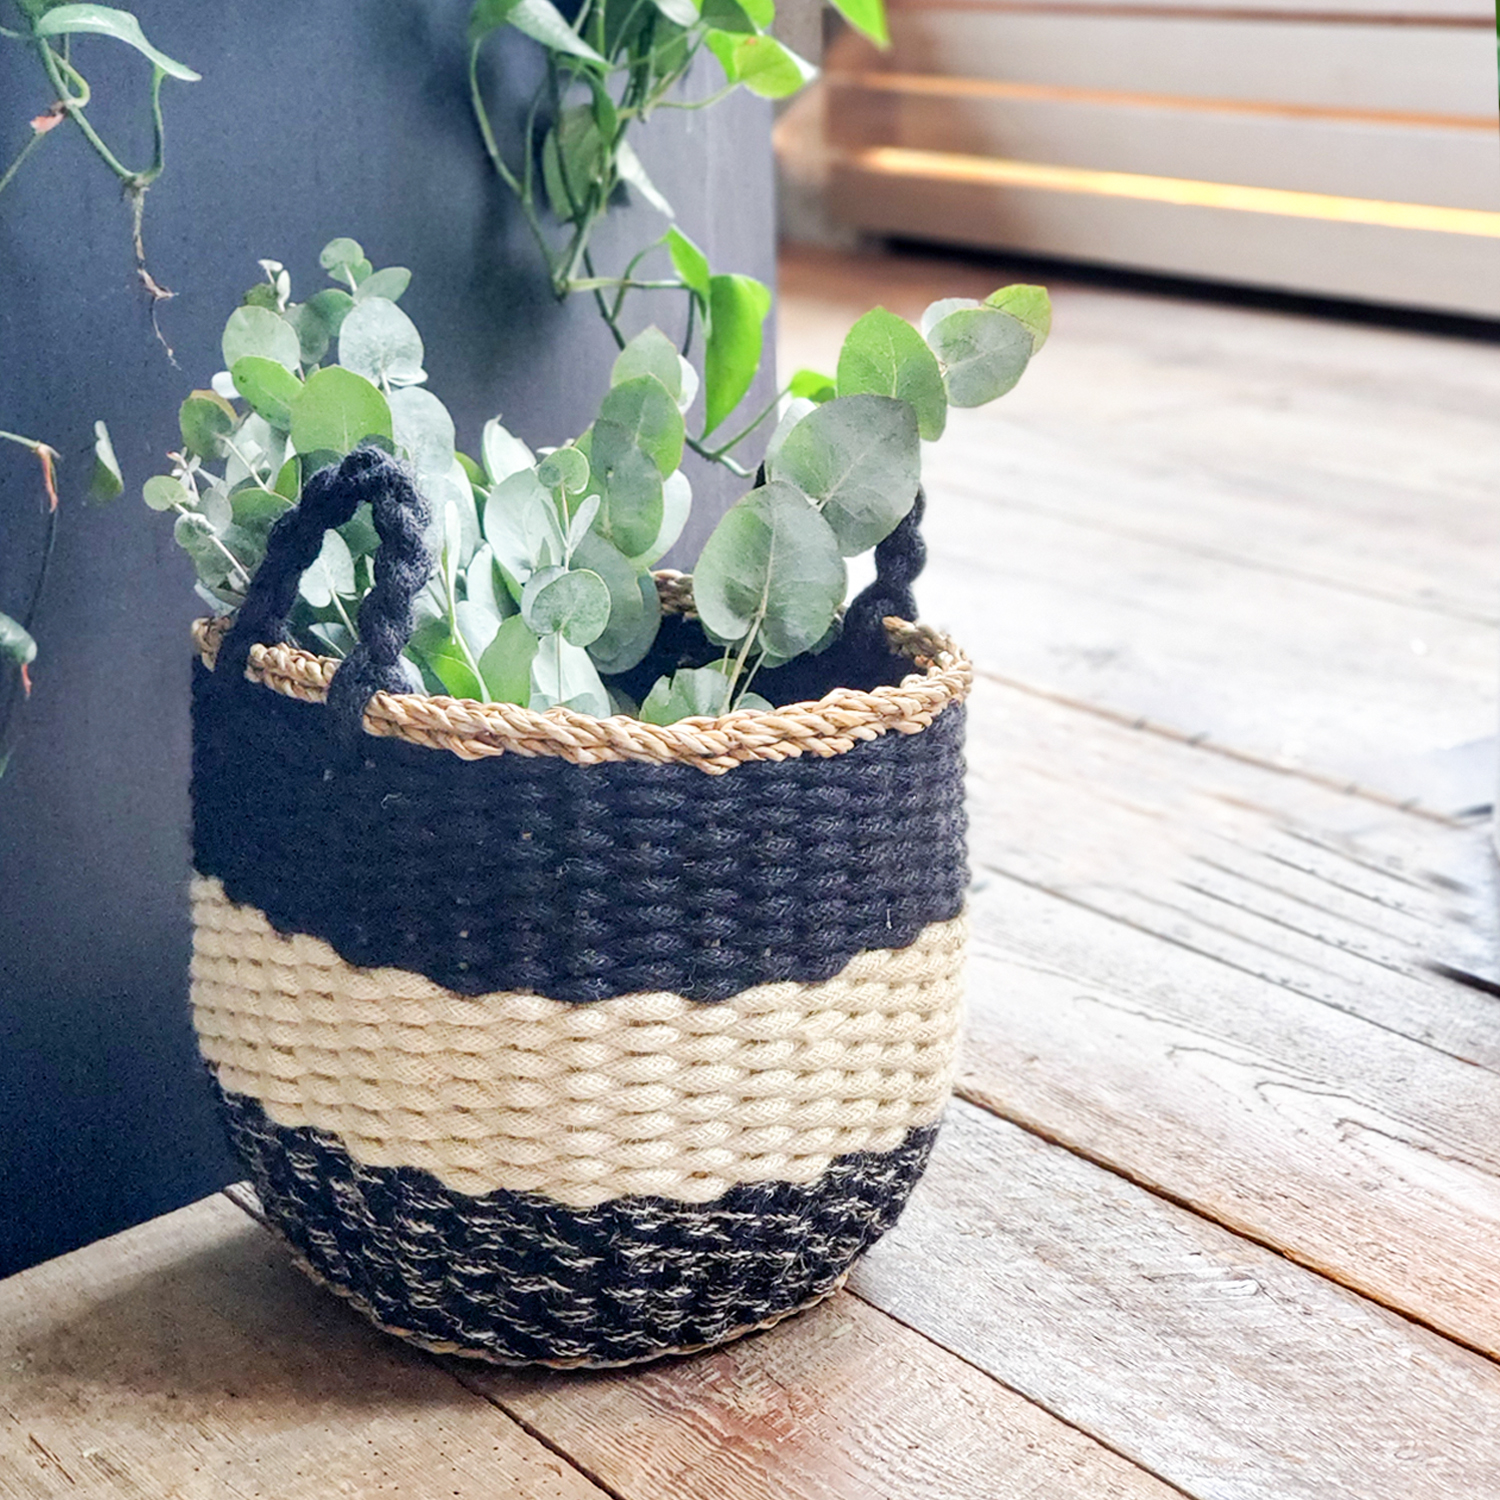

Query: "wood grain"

xmin=851 ymin=1102 xmax=1500 ymax=1500
xmin=456 ymin=1291 xmax=1184 ymax=1500
xmin=0 ymin=1195 xmax=606 ymax=1500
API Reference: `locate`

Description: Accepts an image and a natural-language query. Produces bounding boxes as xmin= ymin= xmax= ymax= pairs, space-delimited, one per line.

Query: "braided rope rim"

xmin=287 ymin=1244 xmax=849 ymax=1368
xmin=192 ymin=571 xmax=972 ymax=774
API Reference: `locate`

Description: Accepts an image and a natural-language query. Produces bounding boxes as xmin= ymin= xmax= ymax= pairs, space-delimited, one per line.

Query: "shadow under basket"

xmin=188 ymin=450 xmax=972 ymax=1368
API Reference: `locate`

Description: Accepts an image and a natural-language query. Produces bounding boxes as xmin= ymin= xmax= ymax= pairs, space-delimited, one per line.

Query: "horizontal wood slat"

xmin=828 ymin=164 xmax=1500 ymax=317
xmin=828 ymin=86 xmax=1500 ymax=209
xmin=835 ymin=17 xmax=1497 ymax=125
xmin=851 ymin=1102 xmax=1500 ymax=1500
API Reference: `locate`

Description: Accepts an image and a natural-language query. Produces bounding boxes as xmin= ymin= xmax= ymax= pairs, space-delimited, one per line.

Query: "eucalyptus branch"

xmin=0 ymin=126 xmax=48 ymax=197
xmin=699 ymin=386 xmax=788 ymax=460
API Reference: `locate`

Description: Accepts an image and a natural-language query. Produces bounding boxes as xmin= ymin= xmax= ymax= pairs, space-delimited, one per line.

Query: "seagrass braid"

xmin=214 ymin=446 xmax=433 ymax=738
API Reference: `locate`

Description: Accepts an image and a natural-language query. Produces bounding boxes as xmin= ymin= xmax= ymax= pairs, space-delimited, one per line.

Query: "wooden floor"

xmin=5 ymin=246 xmax=1500 ymax=1499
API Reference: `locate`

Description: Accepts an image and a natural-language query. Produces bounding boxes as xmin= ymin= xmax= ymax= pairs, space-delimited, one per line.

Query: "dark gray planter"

xmin=0 ymin=0 xmax=775 ymax=1276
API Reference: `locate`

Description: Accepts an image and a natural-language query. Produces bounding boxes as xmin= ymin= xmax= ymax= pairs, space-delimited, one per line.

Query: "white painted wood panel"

xmin=859 ymin=13 xmax=1498 ymax=117
xmin=828 ymin=83 xmax=1500 ymax=208
xmin=829 ymin=164 xmax=1500 ymax=315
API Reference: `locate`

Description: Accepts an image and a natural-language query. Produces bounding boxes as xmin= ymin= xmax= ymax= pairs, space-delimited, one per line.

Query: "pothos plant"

xmin=146 ymin=239 xmax=1048 ymax=722
xmin=1 ymin=1 xmax=194 ymax=775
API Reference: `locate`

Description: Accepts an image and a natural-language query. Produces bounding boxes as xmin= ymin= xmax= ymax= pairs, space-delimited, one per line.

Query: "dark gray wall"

xmin=0 ymin=0 xmax=775 ymax=1276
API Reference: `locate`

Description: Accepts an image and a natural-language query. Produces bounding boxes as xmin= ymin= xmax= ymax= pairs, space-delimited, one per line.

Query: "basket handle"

xmin=213 ymin=446 xmax=434 ymax=734
xmin=841 ymin=486 xmax=926 ymax=653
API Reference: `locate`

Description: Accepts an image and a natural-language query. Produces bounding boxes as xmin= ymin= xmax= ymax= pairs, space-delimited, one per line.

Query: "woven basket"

xmin=189 ymin=449 xmax=971 ymax=1367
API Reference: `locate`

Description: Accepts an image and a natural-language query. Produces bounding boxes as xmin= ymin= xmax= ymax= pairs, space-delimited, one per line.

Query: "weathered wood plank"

xmin=851 ymin=1102 xmax=1500 ymax=1500
xmin=960 ymin=872 xmax=1500 ymax=1354
xmin=455 ymin=1291 xmax=1184 ymax=1500
xmin=0 ymin=1195 xmax=606 ymax=1500
xmin=959 ymin=677 xmax=1500 ymax=1066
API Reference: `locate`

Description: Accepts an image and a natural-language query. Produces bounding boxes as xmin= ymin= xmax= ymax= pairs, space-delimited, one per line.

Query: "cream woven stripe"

xmin=191 ymin=877 xmax=966 ymax=1207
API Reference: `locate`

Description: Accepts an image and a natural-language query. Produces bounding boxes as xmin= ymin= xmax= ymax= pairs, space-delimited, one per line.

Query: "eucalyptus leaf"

xmin=763 ymin=397 xmax=815 ymax=467
xmin=481 ymin=417 xmax=535 ymax=485
xmin=836 ymin=306 xmax=947 ymax=441
xmin=648 ymin=0 xmax=699 ymax=22
xmin=174 ymin=512 xmax=243 ymax=589
xmin=565 ymin=493 xmax=601 ymax=551
xmin=591 ymin=443 xmax=662 ymax=560
xmin=463 ymin=543 xmax=513 ymax=619
xmin=289 ymin=367 xmax=393 ymax=455
xmin=918 ymin=297 xmax=980 ymax=340
xmin=531 ymin=634 xmax=610 ymax=716
xmin=597 ymin=375 xmax=684 ymax=476
xmin=634 ymin=468 xmax=691 ymax=566
xmin=538 ymin=445 xmax=590 ymax=496
xmin=298 ymin=529 xmax=355 ymax=609
xmin=985 ymin=283 xmax=1052 ymax=351
xmin=231 ymin=357 xmax=302 ymax=430
xmin=483 ymin=467 xmax=548 ymax=590
xmin=319 ymin=238 xmax=365 ymax=273
xmin=390 ymin=386 xmax=457 ymax=474
xmin=143 ymin=474 xmax=192 ymax=512
xmin=455 ymin=598 xmax=505 ymax=662
xmin=703 ymin=273 xmax=770 ymax=435
xmin=789 ymin=367 xmax=836 ymax=403
xmin=338 ymin=297 xmax=427 ymax=387
xmin=477 ymin=614 xmax=539 ymax=705
xmin=34 ymin=4 xmax=200 ymax=80
xmin=355 ymin=267 xmax=412 ymax=304
xmin=574 ymin=530 xmax=662 ymax=674
xmin=178 ymin=390 xmax=237 ymax=459
xmin=693 ymin=480 xmax=845 ymax=657
xmin=927 ymin=305 xmax=1034 ymax=407
xmin=522 ymin=566 xmax=611 ymax=647
xmin=611 ymin=327 xmax=681 ymax=401
xmin=89 ymin=420 xmax=122 ymax=503
xmin=768 ymin=392 xmax=919 ymax=555
xmin=222 ymin=306 xmax=302 ymax=373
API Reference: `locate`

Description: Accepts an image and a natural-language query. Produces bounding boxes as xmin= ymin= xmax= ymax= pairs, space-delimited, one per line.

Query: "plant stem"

xmin=0 ymin=454 xmax=61 ymax=774
xmin=700 ymin=386 xmax=787 ymax=460
xmin=0 ymin=126 xmax=48 ymax=197
xmin=686 ymin=435 xmax=751 ymax=478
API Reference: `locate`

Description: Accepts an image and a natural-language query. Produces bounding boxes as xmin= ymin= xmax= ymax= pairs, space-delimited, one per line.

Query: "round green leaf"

xmin=985 ymin=284 xmax=1052 ymax=351
xmin=836 ymin=307 xmax=947 ymax=441
xmin=477 ymin=614 xmax=540 ymax=706
xmin=289 ymin=367 xmax=393 ymax=456
xmin=597 ymin=375 xmax=685 ymax=478
xmin=232 ymin=357 xmax=303 ymax=430
xmin=337 ymin=298 xmax=426 ymax=387
xmin=927 ymin=305 xmax=1035 ymax=408
xmin=591 ymin=442 xmax=663 ymax=561
xmin=693 ymin=481 xmax=846 ymax=658
xmin=143 ymin=474 xmax=191 ymax=511
xmin=319 ymin=237 xmax=365 ymax=274
xmin=611 ymin=327 xmax=682 ymax=402
xmin=919 ymin=297 xmax=980 ymax=340
xmin=222 ymin=306 xmax=302 ymax=374
xmin=355 ymin=267 xmax=412 ymax=304
xmin=297 ymin=529 xmax=355 ymax=609
xmin=538 ymin=445 xmax=590 ymax=496
xmin=768 ymin=393 xmax=919 ymax=555
xmin=522 ymin=567 xmax=612 ymax=648
xmin=178 ymin=392 xmax=236 ymax=461
xmin=573 ymin=531 xmax=663 ymax=674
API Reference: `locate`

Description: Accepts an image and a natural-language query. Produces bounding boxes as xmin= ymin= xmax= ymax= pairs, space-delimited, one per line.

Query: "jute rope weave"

xmin=190 ymin=577 xmax=971 ymax=775
xmin=192 ymin=876 xmax=966 ymax=1207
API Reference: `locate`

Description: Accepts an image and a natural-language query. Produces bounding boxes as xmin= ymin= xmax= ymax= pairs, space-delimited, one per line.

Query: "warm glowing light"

xmin=843 ymin=146 xmax=1500 ymax=237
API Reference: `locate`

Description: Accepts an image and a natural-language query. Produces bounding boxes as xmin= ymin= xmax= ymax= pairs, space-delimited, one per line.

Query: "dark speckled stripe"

xmin=217 ymin=1082 xmax=940 ymax=1367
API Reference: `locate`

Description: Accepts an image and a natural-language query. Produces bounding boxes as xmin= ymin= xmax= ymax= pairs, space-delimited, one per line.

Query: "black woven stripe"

xmin=191 ymin=661 xmax=967 ymax=1002
xmin=217 ymin=1084 xmax=939 ymax=1366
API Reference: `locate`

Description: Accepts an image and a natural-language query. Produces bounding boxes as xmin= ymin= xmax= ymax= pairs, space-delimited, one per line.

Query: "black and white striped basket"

xmin=189 ymin=449 xmax=971 ymax=1367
